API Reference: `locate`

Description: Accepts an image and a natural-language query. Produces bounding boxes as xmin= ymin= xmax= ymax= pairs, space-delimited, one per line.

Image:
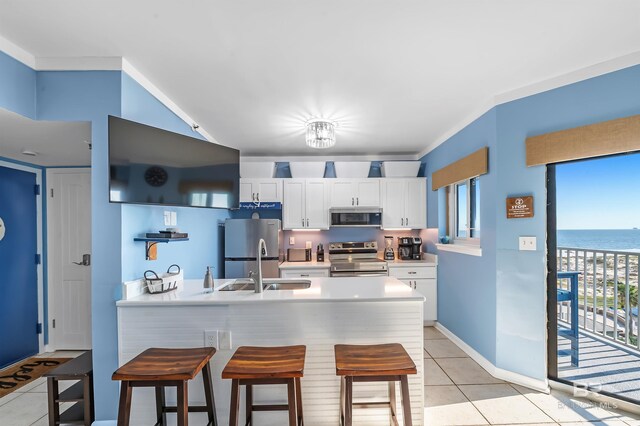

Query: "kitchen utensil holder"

xmin=144 ymin=264 xmax=182 ymax=294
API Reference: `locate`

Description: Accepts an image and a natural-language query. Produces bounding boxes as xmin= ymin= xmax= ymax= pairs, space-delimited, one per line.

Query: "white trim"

xmin=0 ymin=34 xmax=36 ymax=68
xmin=549 ymin=379 xmax=640 ymax=416
xmin=435 ymin=322 xmax=550 ymax=393
xmin=35 ymin=56 xmax=123 ymax=71
xmin=121 ymin=58 xmax=219 ymax=146
xmin=0 ymin=160 xmax=44 ymax=354
xmin=417 ymin=51 xmax=640 ymax=159
xmin=436 ymin=243 xmax=482 ymax=257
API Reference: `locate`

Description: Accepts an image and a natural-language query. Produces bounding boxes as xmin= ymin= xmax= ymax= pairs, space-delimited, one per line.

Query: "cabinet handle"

xmin=414 ymin=281 xmax=417 ymax=289
xmin=352 ymin=197 xmax=354 ymax=206
xmin=257 ymin=193 xmax=260 ymax=202
xmin=406 ymin=217 xmax=409 ymax=226
xmin=408 ymin=271 xmax=417 ymax=275
xmin=357 ymin=197 xmax=359 ymax=205
xmin=252 ymin=193 xmax=255 ymax=201
xmin=301 ymin=274 xmax=310 ymax=277
xmin=302 ymin=218 xmax=305 ymax=227
xmin=306 ymin=218 xmax=309 ymax=227
xmin=401 ymin=218 xmax=404 ymax=226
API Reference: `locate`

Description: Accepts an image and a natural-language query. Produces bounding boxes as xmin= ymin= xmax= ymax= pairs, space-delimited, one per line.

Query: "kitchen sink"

xmin=265 ymin=280 xmax=311 ymax=290
xmin=218 ymin=279 xmax=311 ymax=291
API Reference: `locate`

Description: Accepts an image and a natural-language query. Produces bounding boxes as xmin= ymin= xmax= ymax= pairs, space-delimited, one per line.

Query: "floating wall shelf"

xmin=134 ymin=237 xmax=189 ymax=260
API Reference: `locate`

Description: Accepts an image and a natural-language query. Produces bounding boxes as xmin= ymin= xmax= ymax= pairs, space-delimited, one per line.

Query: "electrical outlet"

xmin=519 ymin=236 xmax=537 ymax=251
xmin=289 ymin=236 xmax=295 ymax=245
xmin=204 ymin=330 xmax=218 ymax=348
xmin=219 ymin=330 xmax=232 ymax=350
xmin=164 ymin=211 xmax=171 ymax=226
xmin=305 ymin=241 xmax=312 ymax=249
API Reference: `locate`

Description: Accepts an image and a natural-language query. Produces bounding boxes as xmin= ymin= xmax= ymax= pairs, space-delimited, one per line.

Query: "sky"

xmin=556 ymin=152 xmax=640 ymax=230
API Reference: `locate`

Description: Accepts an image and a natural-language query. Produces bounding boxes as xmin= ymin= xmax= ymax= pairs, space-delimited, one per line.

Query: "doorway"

xmin=47 ymin=168 xmax=92 ymax=350
xmin=547 ymin=153 xmax=640 ymax=404
xmin=0 ymin=165 xmax=39 ymax=368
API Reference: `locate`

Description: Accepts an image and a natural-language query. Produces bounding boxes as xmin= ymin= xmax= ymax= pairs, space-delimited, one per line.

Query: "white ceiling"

xmin=0 ymin=109 xmax=91 ymax=166
xmin=0 ymin=1 xmax=639 ymax=157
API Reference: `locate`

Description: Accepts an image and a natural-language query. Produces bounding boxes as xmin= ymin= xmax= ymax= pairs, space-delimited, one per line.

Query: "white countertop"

xmin=279 ymin=260 xmax=330 ymax=269
xmin=117 ymin=277 xmax=425 ymax=307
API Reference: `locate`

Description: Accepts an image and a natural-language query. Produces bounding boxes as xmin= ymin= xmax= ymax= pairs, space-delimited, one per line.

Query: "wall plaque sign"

xmin=506 ymin=196 xmax=534 ymax=219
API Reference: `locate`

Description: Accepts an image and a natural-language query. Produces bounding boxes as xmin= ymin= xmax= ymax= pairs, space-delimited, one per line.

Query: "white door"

xmin=414 ymin=279 xmax=437 ymax=321
xmin=354 ymin=180 xmax=380 ymax=207
xmin=406 ymin=178 xmax=427 ymax=229
xmin=255 ymin=179 xmax=282 ymax=203
xmin=330 ymin=180 xmax=355 ymax=207
xmin=283 ymin=180 xmax=305 ymax=229
xmin=305 ymin=180 xmax=329 ymax=229
xmin=47 ymin=169 xmax=92 ymax=350
xmin=381 ymin=179 xmax=406 ymax=228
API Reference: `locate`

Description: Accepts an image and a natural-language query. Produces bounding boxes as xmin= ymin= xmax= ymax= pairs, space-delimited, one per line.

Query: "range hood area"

xmin=329 ymin=207 xmax=383 ymax=228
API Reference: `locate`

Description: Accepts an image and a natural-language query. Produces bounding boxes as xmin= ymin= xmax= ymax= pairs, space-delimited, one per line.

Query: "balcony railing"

xmin=557 ymin=247 xmax=639 ymax=351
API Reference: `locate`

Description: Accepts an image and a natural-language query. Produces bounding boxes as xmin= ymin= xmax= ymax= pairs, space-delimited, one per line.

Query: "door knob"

xmin=73 ymin=254 xmax=91 ymax=266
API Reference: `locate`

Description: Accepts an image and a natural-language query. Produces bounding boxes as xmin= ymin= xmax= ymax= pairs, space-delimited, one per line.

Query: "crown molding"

xmin=240 ymin=154 xmax=417 ymax=162
xmin=35 ymin=56 xmax=123 ymax=70
xmin=0 ymin=34 xmax=35 ymax=68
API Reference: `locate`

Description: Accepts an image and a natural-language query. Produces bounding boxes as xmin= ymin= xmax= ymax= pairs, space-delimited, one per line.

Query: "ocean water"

xmin=558 ymin=229 xmax=640 ymax=251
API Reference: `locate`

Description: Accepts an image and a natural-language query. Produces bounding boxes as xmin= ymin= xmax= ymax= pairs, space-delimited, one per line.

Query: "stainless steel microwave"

xmin=330 ymin=208 xmax=382 ymax=228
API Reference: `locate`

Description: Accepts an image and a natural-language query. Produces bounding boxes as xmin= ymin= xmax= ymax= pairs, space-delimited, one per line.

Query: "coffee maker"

xmin=410 ymin=237 xmax=423 ymax=260
xmin=397 ymin=237 xmax=413 ymax=260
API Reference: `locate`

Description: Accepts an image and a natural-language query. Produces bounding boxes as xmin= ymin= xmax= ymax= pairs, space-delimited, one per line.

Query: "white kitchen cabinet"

xmin=389 ymin=264 xmax=437 ymax=323
xmin=280 ymin=268 xmax=330 ymax=278
xmin=329 ymin=179 xmax=380 ymax=208
xmin=380 ymin=178 xmax=426 ymax=229
xmin=239 ymin=178 xmax=283 ymax=203
xmin=283 ymin=179 xmax=330 ymax=230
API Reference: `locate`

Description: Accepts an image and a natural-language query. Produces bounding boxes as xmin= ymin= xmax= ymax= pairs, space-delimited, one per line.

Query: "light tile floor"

xmin=2 ymin=337 xmax=640 ymax=425
xmin=424 ymin=327 xmax=640 ymax=426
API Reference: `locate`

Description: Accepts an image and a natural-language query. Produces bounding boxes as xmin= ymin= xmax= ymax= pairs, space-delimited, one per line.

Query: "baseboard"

xmin=434 ymin=322 xmax=550 ymax=393
xmin=549 ymin=380 xmax=640 ymax=415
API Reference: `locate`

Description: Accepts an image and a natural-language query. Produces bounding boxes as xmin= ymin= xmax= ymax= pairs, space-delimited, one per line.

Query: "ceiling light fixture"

xmin=21 ymin=150 xmax=38 ymax=156
xmin=306 ymin=119 xmax=336 ymax=149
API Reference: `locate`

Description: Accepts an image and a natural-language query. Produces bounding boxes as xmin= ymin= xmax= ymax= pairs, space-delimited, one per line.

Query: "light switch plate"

xmin=289 ymin=236 xmax=295 ymax=245
xmin=219 ymin=331 xmax=232 ymax=350
xmin=163 ymin=211 xmax=171 ymax=226
xmin=170 ymin=211 xmax=177 ymax=226
xmin=519 ymin=236 xmax=537 ymax=251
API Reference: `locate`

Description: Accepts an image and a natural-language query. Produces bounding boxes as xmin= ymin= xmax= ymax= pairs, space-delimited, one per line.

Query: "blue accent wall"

xmin=420 ymin=109 xmax=498 ymax=364
xmin=119 ymin=73 xmax=232 ymax=281
xmin=421 ymin=64 xmax=640 ymax=381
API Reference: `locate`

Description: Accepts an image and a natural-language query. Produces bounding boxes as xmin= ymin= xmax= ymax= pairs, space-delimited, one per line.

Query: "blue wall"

xmin=421 ymin=109 xmax=498 ymax=364
xmin=119 ymin=73 xmax=232 ymax=281
xmin=0 ymin=51 xmax=36 ymax=118
xmin=422 ymin=64 xmax=640 ymax=381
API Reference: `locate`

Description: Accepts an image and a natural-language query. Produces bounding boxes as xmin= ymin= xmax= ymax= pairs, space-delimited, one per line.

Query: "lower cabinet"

xmin=388 ymin=265 xmax=437 ymax=322
xmin=280 ymin=268 xmax=330 ymax=278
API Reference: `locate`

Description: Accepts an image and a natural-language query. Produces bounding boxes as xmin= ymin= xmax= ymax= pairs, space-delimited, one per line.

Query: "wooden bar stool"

xmin=222 ymin=345 xmax=306 ymax=426
xmin=112 ymin=347 xmax=218 ymax=426
xmin=334 ymin=343 xmax=417 ymax=426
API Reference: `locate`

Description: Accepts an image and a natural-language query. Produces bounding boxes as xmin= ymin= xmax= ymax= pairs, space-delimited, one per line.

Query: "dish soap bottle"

xmin=203 ymin=266 xmax=214 ymax=293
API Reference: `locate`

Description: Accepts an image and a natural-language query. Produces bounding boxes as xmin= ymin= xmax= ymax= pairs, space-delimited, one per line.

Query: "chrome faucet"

xmin=255 ymin=238 xmax=267 ymax=293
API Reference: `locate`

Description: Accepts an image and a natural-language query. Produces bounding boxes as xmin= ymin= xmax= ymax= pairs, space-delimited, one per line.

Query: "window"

xmin=449 ymin=177 xmax=480 ymax=244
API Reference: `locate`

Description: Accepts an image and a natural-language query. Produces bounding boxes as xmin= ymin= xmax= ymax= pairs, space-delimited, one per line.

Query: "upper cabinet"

xmin=239 ymin=178 xmax=283 ymax=203
xmin=283 ymin=179 xmax=330 ymax=230
xmin=329 ymin=179 xmax=380 ymax=207
xmin=380 ymin=178 xmax=426 ymax=229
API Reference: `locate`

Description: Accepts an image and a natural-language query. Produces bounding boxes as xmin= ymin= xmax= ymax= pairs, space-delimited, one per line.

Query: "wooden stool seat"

xmin=112 ymin=347 xmax=218 ymax=426
xmin=223 ymin=345 xmax=306 ymax=426
xmin=113 ymin=347 xmax=215 ymax=381
xmin=335 ymin=343 xmax=417 ymax=377
xmin=335 ymin=344 xmax=416 ymax=426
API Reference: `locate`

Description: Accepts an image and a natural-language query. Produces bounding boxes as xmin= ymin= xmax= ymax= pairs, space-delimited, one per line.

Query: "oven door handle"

xmin=330 ymin=271 xmax=389 ymax=277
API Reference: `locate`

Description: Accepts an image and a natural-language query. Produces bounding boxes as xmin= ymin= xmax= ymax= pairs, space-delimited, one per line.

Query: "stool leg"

xmin=117 ymin=381 xmax=132 ymax=426
xmin=295 ymin=377 xmax=303 ymax=426
xmin=344 ymin=377 xmax=353 ymax=426
xmin=287 ymin=379 xmax=297 ymax=426
xmin=245 ymin=384 xmax=252 ymax=426
xmin=47 ymin=377 xmax=59 ymax=426
xmin=388 ymin=381 xmax=398 ymax=426
xmin=229 ymin=379 xmax=240 ymax=426
xmin=176 ymin=381 xmax=188 ymax=426
xmin=399 ymin=376 xmax=412 ymax=426
xmin=83 ymin=376 xmax=91 ymax=426
xmin=339 ymin=377 xmax=345 ymax=426
xmin=202 ymin=362 xmax=218 ymax=426
xmin=155 ymin=386 xmax=166 ymax=425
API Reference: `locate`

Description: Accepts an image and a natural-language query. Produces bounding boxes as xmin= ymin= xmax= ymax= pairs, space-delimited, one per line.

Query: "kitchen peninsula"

xmin=117 ymin=276 xmax=425 ymax=425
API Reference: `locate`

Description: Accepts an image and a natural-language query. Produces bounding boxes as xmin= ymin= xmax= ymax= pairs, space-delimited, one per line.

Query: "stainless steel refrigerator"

xmin=224 ymin=219 xmax=282 ymax=278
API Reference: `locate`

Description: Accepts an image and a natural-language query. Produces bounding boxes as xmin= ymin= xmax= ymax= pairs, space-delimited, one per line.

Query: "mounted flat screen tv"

xmin=108 ymin=116 xmax=239 ymax=209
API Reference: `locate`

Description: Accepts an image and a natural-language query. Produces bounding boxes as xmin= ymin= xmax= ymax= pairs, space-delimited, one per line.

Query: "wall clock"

xmin=145 ymin=166 xmax=168 ymax=187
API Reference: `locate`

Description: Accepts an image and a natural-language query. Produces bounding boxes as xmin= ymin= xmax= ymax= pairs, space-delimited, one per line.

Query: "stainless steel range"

xmin=329 ymin=241 xmax=389 ymax=277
